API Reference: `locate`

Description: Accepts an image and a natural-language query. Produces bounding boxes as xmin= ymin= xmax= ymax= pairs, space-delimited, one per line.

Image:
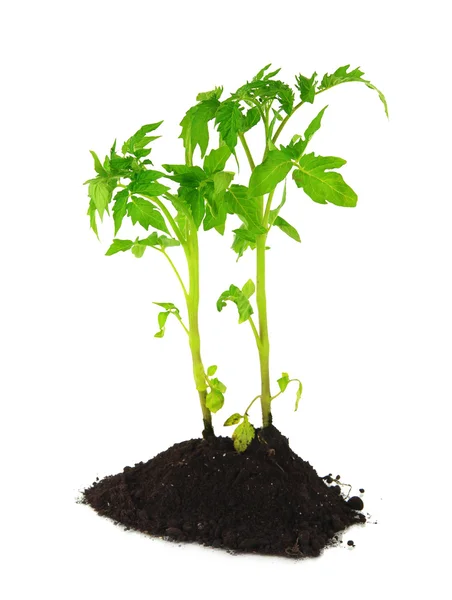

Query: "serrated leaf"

xmin=87 ymin=199 xmax=99 ymax=239
xmin=207 ymin=365 xmax=217 ymax=377
xmin=196 ymin=87 xmax=223 ymax=102
xmin=122 ymin=121 xmax=163 ymax=155
xmin=277 ymin=372 xmax=290 ymax=393
xmin=162 ymin=164 xmax=206 ymax=188
xmin=90 ymin=150 xmax=107 ymax=176
xmin=232 ymin=416 xmax=255 ymax=453
xmin=319 ymin=65 xmax=388 ymax=116
xmin=231 ymin=224 xmax=256 ymax=260
xmin=206 ymin=389 xmax=224 ymax=413
xmin=158 ymin=235 xmax=180 ymax=248
xmin=273 ymin=216 xmax=301 ymax=242
xmin=217 ymin=284 xmax=254 ymax=323
xmin=127 ymin=197 xmax=170 ymax=233
xmin=131 ymin=243 xmax=146 ymax=258
xmin=131 ymin=172 xmax=170 ymax=196
xmin=248 ymin=150 xmax=293 ymax=197
xmin=178 ymin=186 xmax=204 ymax=228
xmin=112 ymin=189 xmax=129 ymax=235
xmin=203 ymin=146 xmax=231 ymax=175
xmin=282 ymin=106 xmax=328 ymax=160
xmin=88 ymin=178 xmax=114 ymax=219
xmin=226 ymin=185 xmax=266 ymax=234
xmin=203 ymin=203 xmax=227 ymax=234
xmin=295 ymin=72 xmax=318 ymax=104
xmin=180 ymin=98 xmax=220 ymax=161
xmin=293 ymin=153 xmax=357 ymax=207
xmin=224 ymin=413 xmax=243 ymax=426
xmin=138 ymin=232 xmax=160 ymax=247
xmin=295 ymin=381 xmax=303 ymax=411
xmin=105 ymin=239 xmax=134 ymax=256
xmin=242 ymin=107 xmax=260 ymax=133
xmin=215 ymin=101 xmax=244 ymax=152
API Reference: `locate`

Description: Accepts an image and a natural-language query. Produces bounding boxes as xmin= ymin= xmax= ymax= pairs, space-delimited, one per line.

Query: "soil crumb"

xmin=83 ymin=426 xmax=365 ymax=558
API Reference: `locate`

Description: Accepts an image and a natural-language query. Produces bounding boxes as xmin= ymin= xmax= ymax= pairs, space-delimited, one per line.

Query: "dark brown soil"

xmin=83 ymin=426 xmax=365 ymax=558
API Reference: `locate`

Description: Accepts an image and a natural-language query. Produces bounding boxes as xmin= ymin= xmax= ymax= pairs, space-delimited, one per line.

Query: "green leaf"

xmin=180 ymin=98 xmax=221 ymax=161
xmin=162 ymin=164 xmax=206 ymax=188
xmin=138 ymin=232 xmax=159 ymax=246
xmin=122 ymin=121 xmax=163 ymax=155
xmin=131 ymin=172 xmax=170 ymax=196
xmin=213 ymin=171 xmax=235 ymax=195
xmin=203 ymin=202 xmax=227 ymax=234
xmin=242 ymin=107 xmax=260 ymax=133
xmin=153 ymin=301 xmax=179 ymax=311
xmin=295 ymin=381 xmax=303 ymax=411
xmin=215 ymin=101 xmax=244 ymax=152
xmin=203 ymin=146 xmax=231 ymax=175
xmin=232 ymin=416 xmax=255 ymax=453
xmin=153 ymin=302 xmax=181 ymax=338
xmin=241 ymin=279 xmax=255 ymax=299
xmin=206 ymin=389 xmax=224 ymax=413
xmin=248 ymin=150 xmax=293 ymax=197
xmin=319 ymin=65 xmax=388 ymax=116
xmin=90 ymin=150 xmax=107 ymax=176
xmin=105 ymin=239 xmax=134 ymax=256
xmin=293 ymin=153 xmax=357 ymax=207
xmin=196 ymin=87 xmax=223 ymax=102
xmin=87 ymin=199 xmax=99 ymax=239
xmin=210 ymin=377 xmax=227 ymax=394
xmin=178 ymin=186 xmax=204 ymax=228
xmin=226 ymin=185 xmax=266 ymax=234
xmin=131 ymin=243 xmax=146 ymax=258
xmin=224 ymin=413 xmax=243 ymax=426
xmin=217 ymin=284 xmax=254 ymax=323
xmin=127 ymin=197 xmax=170 ymax=233
xmin=295 ymin=72 xmax=318 ymax=104
xmin=158 ymin=235 xmax=180 ymax=248
xmin=282 ymin=106 xmax=328 ymax=160
xmin=273 ymin=216 xmax=301 ymax=242
xmin=304 ymin=105 xmax=328 ymax=144
xmin=276 ymin=82 xmax=295 ymax=115
xmin=277 ymin=372 xmax=290 ymax=393
xmin=88 ymin=178 xmax=114 ymax=219
xmin=112 ymin=189 xmax=129 ymax=235
xmin=207 ymin=365 xmax=217 ymax=377
xmin=253 ymin=64 xmax=272 ymax=81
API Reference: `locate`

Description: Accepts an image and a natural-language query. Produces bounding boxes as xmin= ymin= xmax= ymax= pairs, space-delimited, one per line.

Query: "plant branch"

xmin=248 ymin=316 xmax=261 ymax=349
xmin=238 ymin=132 xmax=255 ymax=171
xmin=157 ymin=247 xmax=189 ymax=300
xmin=245 ymin=395 xmax=261 ymax=416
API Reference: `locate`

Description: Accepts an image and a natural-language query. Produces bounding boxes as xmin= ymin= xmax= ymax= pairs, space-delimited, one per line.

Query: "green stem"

xmin=238 ymin=132 xmax=255 ymax=170
xmin=158 ymin=248 xmax=189 ymax=300
xmin=185 ymin=223 xmax=213 ymax=437
xmin=272 ymin=101 xmax=303 ymax=144
xmin=248 ymin=316 xmax=261 ymax=349
xmin=256 ymin=231 xmax=272 ymax=427
xmin=245 ymin=394 xmax=261 ymax=416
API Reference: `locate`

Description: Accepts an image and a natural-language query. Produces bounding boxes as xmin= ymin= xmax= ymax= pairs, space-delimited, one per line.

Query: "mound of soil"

xmin=83 ymin=426 xmax=365 ymax=557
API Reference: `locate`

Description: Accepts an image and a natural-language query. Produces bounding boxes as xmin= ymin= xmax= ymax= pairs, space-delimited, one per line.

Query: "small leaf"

xmin=131 ymin=243 xmax=146 ymax=258
xmin=105 ymin=239 xmax=134 ymax=256
xmin=207 ymin=365 xmax=218 ymax=377
xmin=122 ymin=121 xmax=163 ymax=156
xmin=232 ymin=416 xmax=255 ymax=453
xmin=158 ymin=235 xmax=180 ymax=248
xmin=224 ymin=413 xmax=242 ymax=426
xmin=179 ymin=186 xmax=204 ymax=229
xmin=217 ymin=284 xmax=254 ymax=323
xmin=277 ymin=372 xmax=290 ymax=393
xmin=158 ymin=311 xmax=169 ymax=330
xmin=210 ymin=377 xmax=227 ymax=394
xmin=318 ymin=65 xmax=388 ymax=117
xmin=269 ymin=181 xmax=287 ymax=226
xmin=295 ymin=72 xmax=318 ymax=104
xmin=273 ymin=216 xmax=301 ymax=242
xmin=242 ymin=107 xmax=260 ymax=132
xmin=226 ymin=185 xmax=266 ymax=234
xmin=162 ymin=164 xmax=207 ymax=188
xmin=180 ymin=98 xmax=220 ymax=161
xmin=215 ymin=100 xmax=244 ymax=152
xmin=138 ymin=232 xmax=159 ymax=247
xmin=248 ymin=150 xmax=293 ymax=197
xmin=112 ymin=188 xmax=129 ymax=235
xmin=241 ymin=279 xmax=255 ymax=299
xmin=127 ymin=197 xmax=170 ymax=233
xmin=153 ymin=302 xmax=179 ymax=311
xmin=88 ymin=178 xmax=114 ymax=219
xmin=213 ymin=171 xmax=235 ymax=195
xmin=206 ymin=389 xmax=224 ymax=413
xmin=196 ymin=87 xmax=223 ymax=102
xmin=203 ymin=146 xmax=231 ymax=175
xmin=295 ymin=381 xmax=303 ymax=411
xmin=87 ymin=199 xmax=99 ymax=239
xmin=293 ymin=153 xmax=357 ymax=207
xmin=90 ymin=150 xmax=107 ymax=176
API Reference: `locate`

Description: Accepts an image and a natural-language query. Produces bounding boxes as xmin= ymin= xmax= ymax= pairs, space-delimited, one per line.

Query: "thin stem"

xmin=238 ymin=132 xmax=255 ymax=170
xmin=263 ymin=189 xmax=276 ymax=228
xmin=256 ymin=233 xmax=272 ymax=427
xmin=245 ymin=395 xmax=261 ymax=416
xmin=157 ymin=248 xmax=189 ymax=300
xmin=272 ymin=101 xmax=303 ymax=144
xmin=174 ymin=313 xmax=189 ymax=336
xmin=248 ymin=316 xmax=261 ymax=350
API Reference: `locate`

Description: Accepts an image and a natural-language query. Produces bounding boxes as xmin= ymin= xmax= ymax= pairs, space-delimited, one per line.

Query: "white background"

xmin=1 ymin=1 xmax=451 ymax=598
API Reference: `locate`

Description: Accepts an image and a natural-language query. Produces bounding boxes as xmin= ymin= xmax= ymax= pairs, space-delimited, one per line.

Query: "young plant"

xmin=85 ymin=101 xmax=231 ymax=437
xmin=215 ymin=65 xmax=387 ymax=450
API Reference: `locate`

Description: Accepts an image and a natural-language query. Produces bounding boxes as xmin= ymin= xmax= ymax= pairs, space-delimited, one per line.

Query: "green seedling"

xmin=217 ymin=64 xmax=387 ymax=450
